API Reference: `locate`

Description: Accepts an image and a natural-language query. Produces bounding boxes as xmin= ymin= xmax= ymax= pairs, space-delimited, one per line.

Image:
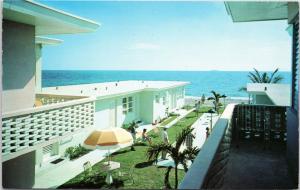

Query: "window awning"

xmin=3 ymin=0 xmax=100 ymax=35
xmin=224 ymin=2 xmax=288 ymax=22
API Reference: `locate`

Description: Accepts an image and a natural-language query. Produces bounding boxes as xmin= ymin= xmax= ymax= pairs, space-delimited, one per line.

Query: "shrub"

xmin=122 ymin=124 xmax=130 ymax=130
xmin=65 ymin=144 xmax=90 ymax=160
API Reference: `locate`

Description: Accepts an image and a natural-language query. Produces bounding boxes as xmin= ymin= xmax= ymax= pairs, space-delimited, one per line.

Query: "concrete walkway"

xmin=191 ymin=113 xmax=220 ymax=149
xmin=34 ymin=108 xmax=193 ymax=188
xmin=34 ymin=148 xmax=120 ymax=188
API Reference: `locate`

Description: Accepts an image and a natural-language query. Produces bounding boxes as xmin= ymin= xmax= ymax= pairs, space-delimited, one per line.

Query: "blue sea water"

xmin=43 ymin=70 xmax=291 ymax=97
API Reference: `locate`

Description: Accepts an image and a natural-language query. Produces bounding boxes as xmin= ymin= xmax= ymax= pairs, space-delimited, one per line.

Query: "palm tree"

xmin=239 ymin=68 xmax=284 ymax=91
xmin=147 ymin=127 xmax=200 ymax=189
xmin=207 ymin=91 xmax=226 ymax=114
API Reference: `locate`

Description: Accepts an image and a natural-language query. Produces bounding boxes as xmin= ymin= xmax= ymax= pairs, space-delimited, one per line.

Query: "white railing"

xmin=2 ymin=97 xmax=96 ymax=160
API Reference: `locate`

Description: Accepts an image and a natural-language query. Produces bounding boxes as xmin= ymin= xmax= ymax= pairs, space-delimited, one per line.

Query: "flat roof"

xmin=246 ymin=83 xmax=291 ymax=106
xmin=225 ymin=2 xmax=288 ymax=22
xmin=3 ymin=0 xmax=100 ymax=35
xmin=42 ymin=80 xmax=190 ymax=100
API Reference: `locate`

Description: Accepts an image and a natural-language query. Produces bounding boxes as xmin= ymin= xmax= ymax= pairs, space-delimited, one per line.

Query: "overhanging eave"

xmin=225 ymin=1 xmax=288 ymax=22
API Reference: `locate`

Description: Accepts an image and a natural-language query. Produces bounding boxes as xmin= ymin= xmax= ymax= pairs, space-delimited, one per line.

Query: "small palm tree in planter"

xmin=147 ymin=127 xmax=200 ymax=189
xmin=207 ymin=91 xmax=226 ymax=114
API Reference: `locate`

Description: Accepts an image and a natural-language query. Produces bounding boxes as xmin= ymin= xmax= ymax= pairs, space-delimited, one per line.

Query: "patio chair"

xmin=116 ymin=165 xmax=135 ymax=185
xmin=83 ymin=161 xmax=92 ymax=171
xmin=82 ymin=161 xmax=94 ymax=179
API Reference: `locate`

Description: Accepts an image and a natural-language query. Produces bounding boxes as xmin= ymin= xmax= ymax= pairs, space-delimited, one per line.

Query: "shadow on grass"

xmin=112 ymin=149 xmax=131 ymax=156
xmin=58 ymin=174 xmax=124 ymax=189
xmin=135 ymin=160 xmax=156 ymax=169
xmin=134 ymin=142 xmax=147 ymax=146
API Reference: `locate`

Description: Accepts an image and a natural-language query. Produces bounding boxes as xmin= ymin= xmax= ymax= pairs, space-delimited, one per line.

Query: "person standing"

xmin=142 ymin=128 xmax=152 ymax=145
xmin=206 ymin=127 xmax=210 ymax=139
xmin=161 ymin=127 xmax=169 ymax=160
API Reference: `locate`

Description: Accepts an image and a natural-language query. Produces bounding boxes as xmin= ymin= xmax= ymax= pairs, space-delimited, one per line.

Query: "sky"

xmin=40 ymin=1 xmax=291 ymax=71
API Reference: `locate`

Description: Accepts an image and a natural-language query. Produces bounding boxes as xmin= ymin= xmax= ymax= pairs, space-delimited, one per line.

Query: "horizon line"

xmin=42 ymin=69 xmax=292 ymax=72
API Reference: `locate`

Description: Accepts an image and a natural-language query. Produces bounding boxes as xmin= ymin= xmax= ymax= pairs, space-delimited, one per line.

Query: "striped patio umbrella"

xmin=83 ymin=128 xmax=133 ymax=163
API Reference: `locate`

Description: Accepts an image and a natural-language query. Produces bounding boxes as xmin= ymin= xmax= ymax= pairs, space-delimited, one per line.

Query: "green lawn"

xmin=159 ymin=115 xmax=177 ymax=126
xmin=59 ymin=106 xmax=218 ymax=189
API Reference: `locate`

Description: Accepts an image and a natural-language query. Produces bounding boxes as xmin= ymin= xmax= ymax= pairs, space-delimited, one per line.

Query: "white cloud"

xmin=129 ymin=42 xmax=161 ymax=50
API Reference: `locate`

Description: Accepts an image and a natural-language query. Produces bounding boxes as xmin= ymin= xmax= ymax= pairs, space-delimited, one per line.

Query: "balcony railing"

xmin=179 ymin=104 xmax=288 ymax=189
xmin=2 ymin=96 xmax=96 ymax=161
xmin=233 ymin=104 xmax=287 ymax=148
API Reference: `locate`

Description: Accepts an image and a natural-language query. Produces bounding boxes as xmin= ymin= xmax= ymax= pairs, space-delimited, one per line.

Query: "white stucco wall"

xmin=2 ymin=20 xmax=36 ymax=112
xmin=139 ymin=91 xmax=154 ymax=123
xmin=153 ymin=91 xmax=168 ymax=122
xmin=152 ymin=87 xmax=185 ymax=122
xmin=253 ymin=94 xmax=274 ymax=105
xmin=94 ymin=93 xmax=141 ymax=129
xmin=94 ymin=98 xmax=116 ymax=129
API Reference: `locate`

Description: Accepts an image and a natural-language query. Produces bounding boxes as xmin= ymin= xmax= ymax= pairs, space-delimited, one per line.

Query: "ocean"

xmin=43 ymin=70 xmax=291 ymax=98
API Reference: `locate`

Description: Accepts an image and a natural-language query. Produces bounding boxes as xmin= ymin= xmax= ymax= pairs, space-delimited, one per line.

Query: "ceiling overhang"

xmin=224 ymin=1 xmax=288 ymax=22
xmin=3 ymin=0 xmax=100 ymax=35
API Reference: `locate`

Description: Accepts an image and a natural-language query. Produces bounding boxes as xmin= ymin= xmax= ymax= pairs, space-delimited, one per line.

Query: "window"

xmin=155 ymin=95 xmax=160 ymax=103
xmin=122 ymin=96 xmax=133 ymax=114
xmin=292 ymin=16 xmax=299 ymax=112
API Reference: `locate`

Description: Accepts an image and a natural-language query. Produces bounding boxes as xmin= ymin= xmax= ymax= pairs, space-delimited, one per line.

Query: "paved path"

xmin=191 ymin=113 xmax=220 ymax=149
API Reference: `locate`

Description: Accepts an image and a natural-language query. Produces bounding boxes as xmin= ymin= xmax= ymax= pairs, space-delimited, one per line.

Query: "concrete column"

xmin=35 ymin=44 xmax=42 ymax=93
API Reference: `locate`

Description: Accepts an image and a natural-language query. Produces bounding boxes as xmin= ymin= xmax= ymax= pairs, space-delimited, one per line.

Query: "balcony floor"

xmin=223 ymin=141 xmax=295 ymax=189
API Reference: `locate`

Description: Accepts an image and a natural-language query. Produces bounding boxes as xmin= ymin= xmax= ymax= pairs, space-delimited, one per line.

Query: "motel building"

xmin=2 ymin=0 xmax=189 ymax=188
